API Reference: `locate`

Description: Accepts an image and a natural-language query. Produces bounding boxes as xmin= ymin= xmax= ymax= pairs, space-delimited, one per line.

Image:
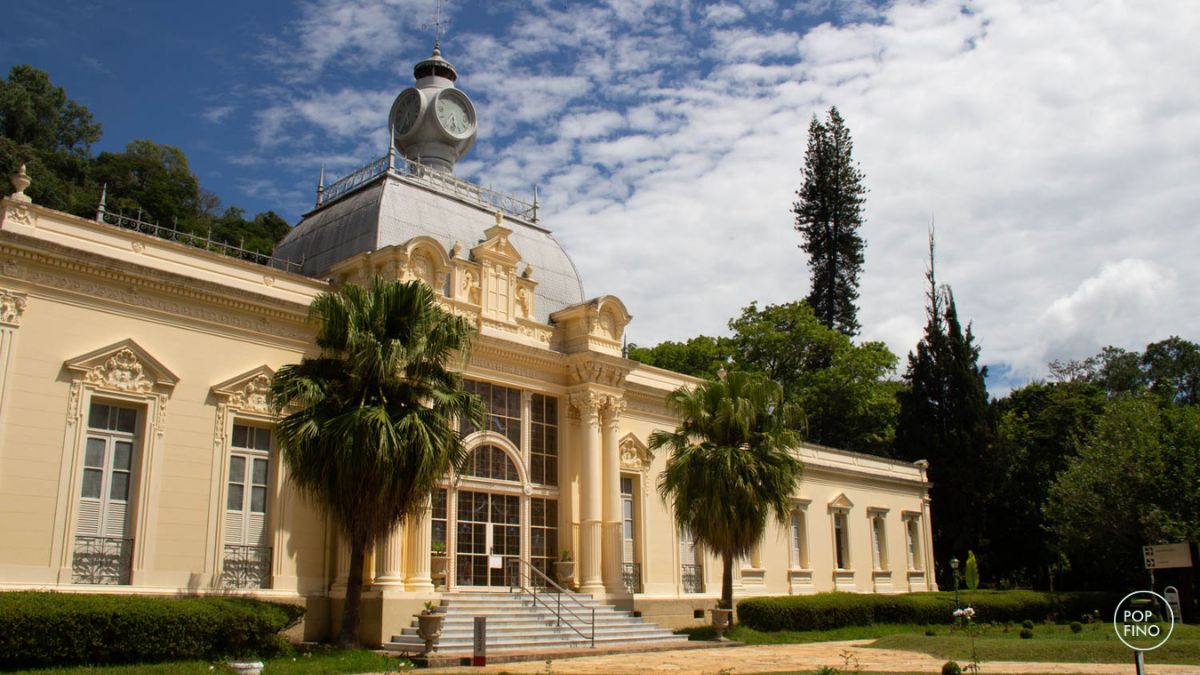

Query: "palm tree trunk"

xmin=338 ymin=540 xmax=366 ymax=647
xmin=720 ymin=550 xmax=734 ymax=611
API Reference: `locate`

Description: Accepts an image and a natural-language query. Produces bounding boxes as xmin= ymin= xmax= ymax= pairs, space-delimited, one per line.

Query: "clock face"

xmin=392 ymin=89 xmax=421 ymax=137
xmin=435 ymin=91 xmax=474 ymax=138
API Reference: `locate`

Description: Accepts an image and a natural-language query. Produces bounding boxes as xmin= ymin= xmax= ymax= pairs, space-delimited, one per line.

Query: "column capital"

xmin=602 ymin=395 xmax=625 ymax=429
xmin=569 ymin=390 xmax=605 ymax=421
xmin=0 ymin=289 xmax=26 ymax=328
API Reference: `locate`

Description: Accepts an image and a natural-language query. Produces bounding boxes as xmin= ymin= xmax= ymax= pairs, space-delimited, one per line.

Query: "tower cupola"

xmin=388 ymin=44 xmax=476 ymax=173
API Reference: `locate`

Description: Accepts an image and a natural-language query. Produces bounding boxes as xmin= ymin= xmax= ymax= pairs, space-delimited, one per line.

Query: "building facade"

xmin=0 ymin=46 xmax=935 ymax=644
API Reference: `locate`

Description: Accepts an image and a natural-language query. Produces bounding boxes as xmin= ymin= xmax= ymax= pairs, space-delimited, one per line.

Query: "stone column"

xmin=601 ymin=396 xmax=625 ymax=594
xmin=333 ymin=533 xmax=351 ymax=590
xmin=571 ymin=391 xmax=605 ymax=595
xmin=404 ymin=496 xmax=434 ymax=591
xmin=374 ymin=521 xmax=406 ymax=587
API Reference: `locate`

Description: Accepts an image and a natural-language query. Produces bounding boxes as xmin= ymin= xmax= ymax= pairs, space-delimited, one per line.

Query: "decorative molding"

xmin=210 ymin=365 xmax=276 ymax=415
xmin=64 ymin=339 xmax=178 ymax=395
xmin=618 ymin=432 xmax=651 ymax=472
xmin=5 ymin=203 xmax=34 ymax=227
xmin=568 ymin=390 xmax=605 ymax=424
xmin=603 ymin=395 xmax=625 ymax=431
xmin=828 ymin=493 xmax=854 ymax=511
xmin=567 ymin=355 xmax=630 ymax=388
xmin=0 ymin=288 xmax=27 ymax=327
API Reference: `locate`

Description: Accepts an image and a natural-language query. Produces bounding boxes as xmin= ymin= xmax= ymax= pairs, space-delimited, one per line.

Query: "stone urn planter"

xmin=554 ymin=560 xmax=576 ymax=589
xmin=430 ymin=553 xmax=448 ymax=585
xmin=417 ymin=605 xmax=445 ymax=654
xmin=227 ymin=661 xmax=264 ymax=675
xmin=710 ymin=608 xmax=733 ymax=640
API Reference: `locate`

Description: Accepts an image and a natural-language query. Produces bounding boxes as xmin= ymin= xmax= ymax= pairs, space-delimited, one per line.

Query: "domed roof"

xmin=273 ymin=175 xmax=585 ymax=322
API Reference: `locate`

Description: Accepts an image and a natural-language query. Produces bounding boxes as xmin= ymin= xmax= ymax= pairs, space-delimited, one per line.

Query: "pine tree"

xmin=794 ymin=107 xmax=867 ymax=336
xmin=895 ymin=231 xmax=994 ymax=569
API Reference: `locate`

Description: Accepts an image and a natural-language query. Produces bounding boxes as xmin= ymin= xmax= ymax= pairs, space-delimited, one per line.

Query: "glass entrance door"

xmin=455 ymin=490 xmax=520 ymax=587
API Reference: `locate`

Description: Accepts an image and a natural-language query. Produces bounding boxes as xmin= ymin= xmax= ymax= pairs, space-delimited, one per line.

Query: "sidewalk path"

xmin=417 ymin=639 xmax=1200 ymax=675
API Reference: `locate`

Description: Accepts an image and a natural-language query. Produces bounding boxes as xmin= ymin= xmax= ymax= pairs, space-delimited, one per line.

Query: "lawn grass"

xmin=9 ymin=647 xmax=410 ymax=674
xmin=869 ymin=621 xmax=1200 ymax=665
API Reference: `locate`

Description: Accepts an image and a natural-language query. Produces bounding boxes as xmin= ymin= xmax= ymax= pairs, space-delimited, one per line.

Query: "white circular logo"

xmin=1113 ymin=590 xmax=1175 ymax=651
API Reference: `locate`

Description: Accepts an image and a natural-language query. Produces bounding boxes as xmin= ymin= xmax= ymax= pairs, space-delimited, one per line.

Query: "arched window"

xmin=463 ymin=445 xmax=519 ymax=482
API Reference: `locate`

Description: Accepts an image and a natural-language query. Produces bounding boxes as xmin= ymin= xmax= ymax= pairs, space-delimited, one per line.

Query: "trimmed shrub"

xmin=0 ymin=592 xmax=305 ymax=669
xmin=736 ymin=590 xmax=1120 ymax=632
xmin=942 ymin=661 xmax=962 ymax=675
xmin=1070 ymin=621 xmax=1083 ymax=633
xmin=1020 ymin=627 xmax=1034 ymax=639
xmin=1021 ymin=619 xmax=1035 ymax=629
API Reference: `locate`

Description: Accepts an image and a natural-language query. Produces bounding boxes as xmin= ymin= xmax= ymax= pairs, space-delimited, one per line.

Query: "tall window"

xmin=460 ymin=379 xmax=521 ymax=446
xmin=832 ymin=511 xmax=850 ymax=570
xmin=74 ymin=402 xmax=138 ymax=584
xmin=432 ymin=488 xmax=448 ymax=553
xmin=531 ymin=497 xmax=558 ymax=579
xmin=870 ymin=513 xmax=888 ymax=571
xmin=529 ymin=393 xmax=558 ymax=486
xmin=790 ymin=508 xmax=809 ymax=569
xmin=905 ymin=516 xmax=923 ymax=571
xmin=222 ymin=423 xmax=272 ymax=589
xmin=680 ymin=526 xmax=703 ymax=593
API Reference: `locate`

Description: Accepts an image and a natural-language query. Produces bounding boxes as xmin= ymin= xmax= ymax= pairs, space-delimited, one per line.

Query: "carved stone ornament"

xmin=84 ymin=348 xmax=156 ymax=393
xmin=619 ymin=433 xmax=652 ymax=471
xmin=211 ymin=366 xmax=276 ymax=416
xmin=0 ymin=289 xmax=27 ymax=327
xmin=568 ymin=391 xmax=605 ymax=420
xmin=6 ymin=203 xmax=33 ymax=226
xmin=516 ymin=286 xmax=530 ymax=318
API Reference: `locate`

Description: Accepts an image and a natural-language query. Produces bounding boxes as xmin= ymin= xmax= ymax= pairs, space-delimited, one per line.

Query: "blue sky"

xmin=4 ymin=0 xmax=1199 ymax=393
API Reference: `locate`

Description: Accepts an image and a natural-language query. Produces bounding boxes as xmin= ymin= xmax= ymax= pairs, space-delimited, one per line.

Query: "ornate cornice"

xmin=566 ymin=353 xmax=630 ymax=388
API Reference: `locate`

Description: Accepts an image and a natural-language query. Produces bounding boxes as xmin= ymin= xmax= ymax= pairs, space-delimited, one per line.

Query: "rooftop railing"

xmin=316 ymin=151 xmax=539 ymax=223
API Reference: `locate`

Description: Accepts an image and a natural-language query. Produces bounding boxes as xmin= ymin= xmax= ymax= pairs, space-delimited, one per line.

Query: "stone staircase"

xmin=385 ymin=591 xmax=688 ymax=654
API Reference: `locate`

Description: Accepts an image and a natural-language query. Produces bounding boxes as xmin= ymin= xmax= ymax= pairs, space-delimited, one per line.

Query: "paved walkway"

xmin=416 ymin=640 xmax=1200 ymax=674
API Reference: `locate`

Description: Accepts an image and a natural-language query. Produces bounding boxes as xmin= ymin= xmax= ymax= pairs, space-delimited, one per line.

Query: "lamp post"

xmin=950 ymin=556 xmax=961 ymax=613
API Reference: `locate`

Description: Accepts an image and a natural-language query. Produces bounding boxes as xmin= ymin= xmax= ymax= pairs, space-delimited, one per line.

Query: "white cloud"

xmin=203 ymin=105 xmax=235 ymax=124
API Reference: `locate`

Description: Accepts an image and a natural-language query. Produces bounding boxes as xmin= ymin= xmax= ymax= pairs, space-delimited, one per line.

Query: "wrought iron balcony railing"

xmin=621 ymin=561 xmax=642 ymax=594
xmin=681 ymin=563 xmax=704 ymax=594
xmin=221 ymin=545 xmax=272 ymax=590
xmin=72 ymin=535 xmax=133 ymax=585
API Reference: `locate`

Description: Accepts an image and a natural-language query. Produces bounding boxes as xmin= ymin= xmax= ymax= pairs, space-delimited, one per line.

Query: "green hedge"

xmin=737 ymin=590 xmax=1119 ymax=632
xmin=0 ymin=592 xmax=306 ymax=669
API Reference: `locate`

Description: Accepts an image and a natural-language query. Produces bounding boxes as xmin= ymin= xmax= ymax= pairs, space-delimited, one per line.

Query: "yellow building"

xmin=0 ymin=46 xmax=935 ymax=648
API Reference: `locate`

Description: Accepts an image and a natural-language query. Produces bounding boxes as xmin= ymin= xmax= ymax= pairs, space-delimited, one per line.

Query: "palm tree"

xmin=652 ymin=370 xmax=804 ymax=613
xmin=269 ymin=276 xmax=484 ymax=647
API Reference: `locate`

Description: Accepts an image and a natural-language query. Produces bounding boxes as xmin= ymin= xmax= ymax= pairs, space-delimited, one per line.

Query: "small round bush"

xmin=1021 ymin=619 xmax=1035 ymax=630
xmin=1020 ymin=627 xmax=1034 ymax=639
xmin=1070 ymin=621 xmax=1083 ymax=633
xmin=942 ymin=660 xmax=963 ymax=675
xmin=925 ymin=629 xmax=937 ymax=636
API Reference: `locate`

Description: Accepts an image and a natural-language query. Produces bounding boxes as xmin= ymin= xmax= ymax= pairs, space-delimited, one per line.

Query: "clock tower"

xmin=388 ymin=44 xmax=477 ymax=174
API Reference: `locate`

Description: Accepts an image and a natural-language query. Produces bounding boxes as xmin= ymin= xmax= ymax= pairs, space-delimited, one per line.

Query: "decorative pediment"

xmin=211 ymin=365 xmax=275 ymax=415
xmin=64 ymin=339 xmax=177 ymax=394
xmin=828 ymin=493 xmax=854 ymax=511
xmin=549 ymin=295 xmax=632 ymax=356
xmin=471 ymin=214 xmax=522 ymax=265
xmin=619 ymin=433 xmax=653 ymax=471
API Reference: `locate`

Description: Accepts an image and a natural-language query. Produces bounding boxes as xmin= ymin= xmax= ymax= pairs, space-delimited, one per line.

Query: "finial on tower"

xmin=315 ymin=164 xmax=326 ymax=207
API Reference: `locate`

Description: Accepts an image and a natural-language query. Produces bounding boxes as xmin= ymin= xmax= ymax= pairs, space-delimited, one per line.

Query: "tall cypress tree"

xmin=794 ymin=107 xmax=867 ymax=336
xmin=896 ymin=232 xmax=994 ymax=570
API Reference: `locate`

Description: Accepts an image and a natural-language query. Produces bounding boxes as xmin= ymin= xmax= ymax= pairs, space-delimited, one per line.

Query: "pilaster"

xmin=569 ymin=390 xmax=605 ymax=595
xmin=404 ymin=496 xmax=434 ymax=591
xmin=601 ymin=395 xmax=625 ymax=594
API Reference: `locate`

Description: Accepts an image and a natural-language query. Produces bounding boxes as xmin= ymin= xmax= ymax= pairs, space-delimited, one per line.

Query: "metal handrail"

xmin=506 ymin=558 xmax=595 ymax=647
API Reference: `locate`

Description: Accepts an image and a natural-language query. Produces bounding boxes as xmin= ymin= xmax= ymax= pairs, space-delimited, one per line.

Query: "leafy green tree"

xmin=651 ymin=371 xmax=803 ymax=611
xmin=895 ymin=234 xmax=993 ymax=568
xmin=729 ymin=300 xmax=899 ymax=455
xmin=626 ymin=335 xmax=728 ymax=379
xmin=1046 ymin=395 xmax=1200 ymax=589
xmin=794 ymin=106 xmax=867 ymax=336
xmin=988 ymin=379 xmax=1105 ymax=588
xmin=92 ymin=140 xmax=202 ymax=231
xmin=208 ymin=207 xmax=293 ymax=256
xmin=1142 ymin=336 xmax=1200 ymax=405
xmin=269 ymin=277 xmax=484 ymax=646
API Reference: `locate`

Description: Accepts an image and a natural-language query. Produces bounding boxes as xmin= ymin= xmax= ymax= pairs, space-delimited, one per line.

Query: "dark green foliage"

xmin=0 ymin=592 xmax=303 ymax=669
xmin=1019 ymin=627 xmax=1034 ymax=639
xmin=728 ymin=300 xmax=900 ymax=454
xmin=626 ymin=335 xmax=728 ymax=378
xmin=794 ymin=106 xmax=867 ymax=336
xmin=1070 ymin=621 xmax=1083 ymax=633
xmin=1021 ymin=619 xmax=1034 ymax=629
xmin=941 ymin=661 xmax=962 ymax=675
xmin=0 ymin=65 xmax=291 ymax=255
xmin=895 ymin=234 xmax=994 ymax=565
xmin=926 ymin=629 xmax=938 ymax=636
xmin=735 ymin=591 xmax=1119 ymax=632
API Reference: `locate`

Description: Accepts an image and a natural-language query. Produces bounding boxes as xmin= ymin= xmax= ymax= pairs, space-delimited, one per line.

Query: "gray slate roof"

xmin=274 ymin=176 xmax=585 ymax=322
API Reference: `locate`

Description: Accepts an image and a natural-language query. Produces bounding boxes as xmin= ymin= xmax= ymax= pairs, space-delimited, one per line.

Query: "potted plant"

xmin=710 ymin=605 xmax=733 ymax=640
xmin=417 ymin=600 xmax=444 ymax=653
xmin=430 ymin=541 xmax=448 ymax=585
xmin=554 ymin=549 xmax=575 ymax=590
